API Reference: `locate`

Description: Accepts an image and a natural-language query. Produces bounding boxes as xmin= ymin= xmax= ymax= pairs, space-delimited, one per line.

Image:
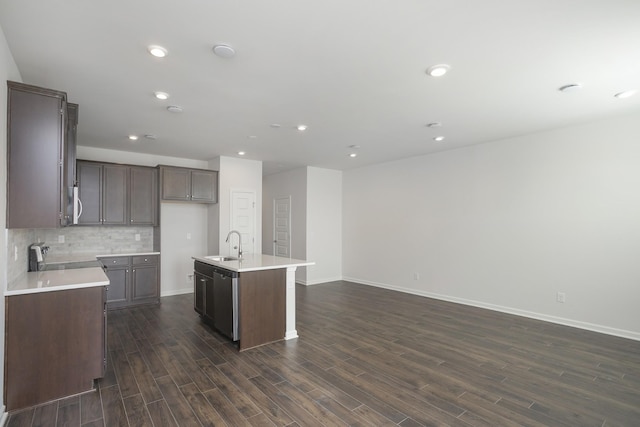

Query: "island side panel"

xmin=238 ymin=268 xmax=286 ymax=351
xmin=5 ymin=286 xmax=105 ymax=410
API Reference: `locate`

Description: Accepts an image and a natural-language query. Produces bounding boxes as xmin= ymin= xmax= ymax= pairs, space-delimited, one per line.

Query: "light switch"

xmin=135 ymin=234 xmax=141 ymax=241
xmin=58 ymin=235 xmax=65 ymax=243
xmin=187 ymin=233 xmax=192 ymax=240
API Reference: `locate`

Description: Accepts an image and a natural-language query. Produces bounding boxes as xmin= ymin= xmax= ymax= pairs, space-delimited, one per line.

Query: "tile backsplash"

xmin=7 ymin=226 xmax=154 ymax=283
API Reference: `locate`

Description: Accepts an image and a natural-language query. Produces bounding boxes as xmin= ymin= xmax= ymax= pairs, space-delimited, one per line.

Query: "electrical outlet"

xmin=58 ymin=235 xmax=65 ymax=243
xmin=14 ymin=245 xmax=18 ymax=261
xmin=414 ymin=272 xmax=420 ymax=280
xmin=187 ymin=274 xmax=193 ymax=283
xmin=135 ymin=234 xmax=140 ymax=241
xmin=556 ymin=292 xmax=566 ymax=303
xmin=186 ymin=233 xmax=192 ymax=240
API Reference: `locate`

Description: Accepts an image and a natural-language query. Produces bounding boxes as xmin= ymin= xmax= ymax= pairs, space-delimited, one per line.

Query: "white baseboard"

xmin=304 ymin=276 xmax=343 ymax=286
xmin=343 ymin=276 xmax=640 ymax=342
xmin=160 ymin=287 xmax=193 ymax=297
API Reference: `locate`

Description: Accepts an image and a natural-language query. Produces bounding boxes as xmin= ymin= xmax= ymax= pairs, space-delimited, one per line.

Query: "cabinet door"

xmin=7 ymin=83 xmax=66 ymax=228
xmin=132 ymin=265 xmax=159 ymax=302
xmin=194 ymin=272 xmax=205 ymax=315
xmin=105 ymin=267 xmax=129 ymax=308
xmin=130 ymin=166 xmax=157 ymax=225
xmin=77 ymin=161 xmax=102 ymax=225
xmin=103 ymin=164 xmax=128 ymax=224
xmin=62 ymin=103 xmax=78 ymax=226
xmin=161 ymin=167 xmax=191 ymax=200
xmin=191 ymin=170 xmax=218 ymax=202
xmin=204 ymin=275 xmax=215 ymax=323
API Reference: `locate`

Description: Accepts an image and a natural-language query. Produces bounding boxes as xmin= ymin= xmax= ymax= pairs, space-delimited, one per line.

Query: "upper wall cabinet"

xmin=6 ymin=81 xmax=76 ymax=228
xmin=159 ymin=165 xmax=218 ymax=203
xmin=77 ymin=161 xmax=158 ymax=226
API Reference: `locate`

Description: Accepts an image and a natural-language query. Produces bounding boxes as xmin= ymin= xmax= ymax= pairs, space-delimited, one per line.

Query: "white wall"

xmin=1 ymin=22 xmax=22 ymax=420
xmin=78 ymin=146 xmax=209 ymax=296
xmin=343 ymin=112 xmax=640 ymax=340
xmin=307 ymin=167 xmax=342 ymax=284
xmin=210 ymin=156 xmax=262 ymax=256
xmin=262 ymin=167 xmax=308 ymax=282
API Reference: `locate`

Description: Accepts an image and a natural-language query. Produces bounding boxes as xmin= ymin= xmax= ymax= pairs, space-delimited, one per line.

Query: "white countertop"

xmin=46 ymin=251 xmax=160 ymax=264
xmin=6 ymin=267 xmax=109 ymax=296
xmin=192 ymin=253 xmax=314 ymax=272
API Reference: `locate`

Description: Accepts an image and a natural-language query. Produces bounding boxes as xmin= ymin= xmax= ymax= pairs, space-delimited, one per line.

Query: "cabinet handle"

xmin=200 ymin=279 xmax=206 ymax=282
xmin=113 ymin=260 xmax=117 ymax=264
xmin=144 ymin=258 xmax=148 ymax=262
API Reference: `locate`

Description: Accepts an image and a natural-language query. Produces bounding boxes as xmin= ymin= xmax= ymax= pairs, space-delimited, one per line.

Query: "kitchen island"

xmin=191 ymin=254 xmax=313 ymax=351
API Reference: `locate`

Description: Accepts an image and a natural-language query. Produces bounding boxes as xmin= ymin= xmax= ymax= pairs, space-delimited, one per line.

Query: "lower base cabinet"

xmin=193 ymin=261 xmax=285 ymax=351
xmin=5 ymin=286 xmax=107 ymax=411
xmin=100 ymin=255 xmax=159 ymax=309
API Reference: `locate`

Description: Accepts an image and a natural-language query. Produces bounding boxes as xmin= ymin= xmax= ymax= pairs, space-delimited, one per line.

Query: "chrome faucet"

xmin=225 ymin=230 xmax=243 ymax=259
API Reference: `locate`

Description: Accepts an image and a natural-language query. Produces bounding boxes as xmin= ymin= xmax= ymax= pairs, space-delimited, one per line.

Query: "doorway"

xmin=273 ymin=196 xmax=291 ymax=258
xmin=230 ymin=190 xmax=256 ymax=255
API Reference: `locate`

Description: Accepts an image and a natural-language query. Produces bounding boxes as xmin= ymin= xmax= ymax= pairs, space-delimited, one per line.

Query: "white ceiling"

xmin=1 ymin=0 xmax=639 ymax=175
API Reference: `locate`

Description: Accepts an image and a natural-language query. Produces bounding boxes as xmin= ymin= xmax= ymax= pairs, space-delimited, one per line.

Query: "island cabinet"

xmin=100 ymin=255 xmax=159 ymax=309
xmin=160 ymin=165 xmax=218 ymax=203
xmin=77 ymin=161 xmax=158 ymax=226
xmin=193 ymin=261 xmax=285 ymax=351
xmin=6 ymin=81 xmax=77 ymax=228
xmin=4 ymin=286 xmax=107 ymax=411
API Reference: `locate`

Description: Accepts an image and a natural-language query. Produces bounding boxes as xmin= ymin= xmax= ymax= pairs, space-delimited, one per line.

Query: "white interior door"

xmin=230 ymin=190 xmax=256 ymax=255
xmin=273 ymin=196 xmax=291 ymax=258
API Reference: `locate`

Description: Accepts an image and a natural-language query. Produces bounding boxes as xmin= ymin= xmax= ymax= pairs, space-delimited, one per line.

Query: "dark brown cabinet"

xmin=62 ymin=102 xmax=79 ymax=225
xmin=102 ymin=164 xmax=128 ymax=225
xmin=132 ymin=255 xmax=159 ymax=303
xmin=6 ymin=81 xmax=76 ymax=228
xmin=100 ymin=254 xmax=159 ymax=309
xmin=130 ymin=166 xmax=158 ymax=225
xmin=194 ymin=261 xmax=285 ymax=351
xmin=160 ymin=165 xmax=218 ymax=203
xmin=77 ymin=161 xmax=157 ymax=226
xmin=5 ymin=286 xmax=106 ymax=410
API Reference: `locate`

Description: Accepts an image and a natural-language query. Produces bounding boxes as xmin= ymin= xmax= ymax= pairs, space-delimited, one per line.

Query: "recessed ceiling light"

xmin=426 ymin=122 xmax=442 ymax=128
xmin=167 ymin=105 xmax=183 ymax=113
xmin=128 ymin=135 xmax=138 ymax=141
xmin=148 ymin=45 xmax=167 ymax=58
xmin=297 ymin=125 xmax=308 ymax=131
xmin=558 ymin=83 xmax=582 ymax=93
xmin=433 ymin=136 xmax=445 ymax=142
xmin=349 ymin=153 xmax=357 ymax=158
xmin=426 ymin=64 xmax=450 ymax=77
xmin=614 ymin=89 xmax=637 ymax=99
xmin=213 ymin=44 xmax=236 ymax=58
xmin=154 ymin=91 xmax=169 ymax=100
xmin=238 ymin=151 xmax=246 ymax=156
xmin=270 ymin=123 xmax=281 ymax=128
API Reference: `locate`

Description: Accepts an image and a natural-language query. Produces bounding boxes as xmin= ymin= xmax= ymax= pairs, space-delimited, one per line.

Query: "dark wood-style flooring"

xmin=7 ymin=281 xmax=640 ymax=426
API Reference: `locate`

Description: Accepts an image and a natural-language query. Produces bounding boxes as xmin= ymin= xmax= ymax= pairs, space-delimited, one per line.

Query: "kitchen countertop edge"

xmin=192 ymin=254 xmax=314 ymax=273
xmin=6 ymin=267 xmax=110 ymax=297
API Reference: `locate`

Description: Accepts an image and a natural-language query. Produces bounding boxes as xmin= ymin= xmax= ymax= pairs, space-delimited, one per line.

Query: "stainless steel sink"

xmin=204 ymin=255 xmax=238 ymax=262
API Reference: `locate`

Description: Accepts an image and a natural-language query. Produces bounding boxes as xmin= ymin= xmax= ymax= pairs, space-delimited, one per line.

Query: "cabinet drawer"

xmin=132 ymin=255 xmax=158 ymax=265
xmin=194 ymin=261 xmax=215 ymax=277
xmin=100 ymin=257 xmax=130 ymax=267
